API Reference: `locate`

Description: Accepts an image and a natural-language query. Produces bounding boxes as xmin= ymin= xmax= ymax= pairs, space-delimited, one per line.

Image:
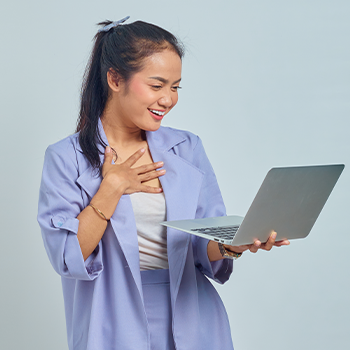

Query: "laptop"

xmin=161 ymin=164 xmax=344 ymax=246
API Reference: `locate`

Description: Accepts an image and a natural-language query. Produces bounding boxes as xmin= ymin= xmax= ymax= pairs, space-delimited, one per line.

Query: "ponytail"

xmin=77 ymin=32 xmax=108 ymax=171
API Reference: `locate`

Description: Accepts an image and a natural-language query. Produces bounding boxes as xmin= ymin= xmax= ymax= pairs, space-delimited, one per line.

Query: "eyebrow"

xmin=148 ymin=76 xmax=182 ymax=84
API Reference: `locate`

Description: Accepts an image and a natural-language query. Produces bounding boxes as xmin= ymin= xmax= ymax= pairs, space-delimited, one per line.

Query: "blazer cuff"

xmin=194 ymin=237 xmax=233 ymax=284
xmin=52 ymin=215 xmax=103 ymax=280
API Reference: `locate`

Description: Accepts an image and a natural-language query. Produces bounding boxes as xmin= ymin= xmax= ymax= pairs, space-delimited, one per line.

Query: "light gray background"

xmin=1 ymin=1 xmax=349 ymax=349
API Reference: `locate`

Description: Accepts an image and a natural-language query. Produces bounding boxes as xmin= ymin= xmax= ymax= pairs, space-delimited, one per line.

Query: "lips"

xmin=148 ymin=108 xmax=165 ymax=121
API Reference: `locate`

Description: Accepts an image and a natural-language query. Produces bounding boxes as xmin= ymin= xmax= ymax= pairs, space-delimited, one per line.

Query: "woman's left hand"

xmin=224 ymin=231 xmax=290 ymax=254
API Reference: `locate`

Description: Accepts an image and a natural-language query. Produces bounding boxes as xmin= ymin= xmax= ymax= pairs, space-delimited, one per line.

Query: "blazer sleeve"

xmin=190 ymin=137 xmax=233 ymax=284
xmin=37 ymin=142 xmax=103 ymax=281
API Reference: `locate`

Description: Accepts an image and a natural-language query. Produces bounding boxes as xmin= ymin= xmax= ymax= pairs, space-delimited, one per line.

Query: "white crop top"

xmin=129 ymin=192 xmax=169 ymax=271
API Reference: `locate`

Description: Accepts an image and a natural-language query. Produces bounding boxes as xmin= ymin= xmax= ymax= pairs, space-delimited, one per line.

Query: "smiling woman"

xmin=37 ymin=16 xmax=285 ymax=350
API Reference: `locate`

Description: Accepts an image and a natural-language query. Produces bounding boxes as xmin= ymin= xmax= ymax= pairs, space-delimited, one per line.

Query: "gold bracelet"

xmin=89 ymin=204 xmax=108 ymax=221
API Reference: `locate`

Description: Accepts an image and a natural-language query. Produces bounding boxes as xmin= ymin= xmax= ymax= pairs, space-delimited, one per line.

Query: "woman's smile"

xmin=104 ymin=49 xmax=182 ymax=132
xmin=148 ymin=108 xmax=166 ymax=120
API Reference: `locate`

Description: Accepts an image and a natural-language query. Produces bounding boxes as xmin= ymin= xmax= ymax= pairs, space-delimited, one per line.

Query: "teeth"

xmin=150 ymin=109 xmax=165 ymax=116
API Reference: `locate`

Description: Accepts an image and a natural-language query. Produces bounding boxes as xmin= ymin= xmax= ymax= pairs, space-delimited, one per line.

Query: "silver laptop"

xmin=161 ymin=164 xmax=344 ymax=246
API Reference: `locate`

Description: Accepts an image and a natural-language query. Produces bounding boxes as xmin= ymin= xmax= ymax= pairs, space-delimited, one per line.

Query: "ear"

xmin=107 ymin=69 xmax=122 ymax=92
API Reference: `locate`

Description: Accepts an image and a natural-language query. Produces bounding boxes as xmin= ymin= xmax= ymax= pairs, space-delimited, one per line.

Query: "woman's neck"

xmin=101 ymin=104 xmax=145 ymax=149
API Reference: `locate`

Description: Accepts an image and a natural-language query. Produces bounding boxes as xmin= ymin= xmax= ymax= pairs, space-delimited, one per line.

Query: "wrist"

xmin=92 ymin=183 xmax=124 ymax=220
xmin=219 ymin=243 xmax=242 ymax=260
xmin=223 ymin=245 xmax=240 ymax=254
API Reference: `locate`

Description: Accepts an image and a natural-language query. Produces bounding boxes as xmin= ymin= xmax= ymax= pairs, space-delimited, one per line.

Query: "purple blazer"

xmin=38 ymin=120 xmax=234 ymax=350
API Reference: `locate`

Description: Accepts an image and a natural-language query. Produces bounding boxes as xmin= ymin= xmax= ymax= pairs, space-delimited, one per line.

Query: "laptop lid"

xmin=161 ymin=164 xmax=344 ymax=246
xmin=231 ymin=164 xmax=344 ymax=245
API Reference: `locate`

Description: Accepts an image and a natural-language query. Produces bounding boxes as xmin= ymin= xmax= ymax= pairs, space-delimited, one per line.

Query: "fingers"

xmin=250 ymin=231 xmax=277 ymax=253
xmin=123 ymin=150 xmax=165 ymax=178
xmin=274 ymin=240 xmax=290 ymax=247
xmin=135 ymin=161 xmax=164 ymax=175
xmin=262 ymin=231 xmax=277 ymax=251
xmin=247 ymin=233 xmax=290 ymax=254
xmin=139 ymin=169 xmax=166 ymax=182
xmin=231 ymin=232 xmax=290 ymax=255
xmin=139 ymin=185 xmax=163 ymax=194
xmin=104 ymin=146 xmax=114 ymax=165
xmin=123 ymin=148 xmax=146 ymax=167
xmin=249 ymin=240 xmax=261 ymax=253
xmin=102 ymin=146 xmax=115 ymax=178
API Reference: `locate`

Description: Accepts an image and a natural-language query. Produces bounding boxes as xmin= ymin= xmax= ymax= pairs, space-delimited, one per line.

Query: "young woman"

xmin=38 ymin=17 xmax=289 ymax=350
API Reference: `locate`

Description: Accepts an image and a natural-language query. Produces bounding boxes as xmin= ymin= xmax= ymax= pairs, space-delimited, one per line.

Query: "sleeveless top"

xmin=129 ymin=192 xmax=169 ymax=270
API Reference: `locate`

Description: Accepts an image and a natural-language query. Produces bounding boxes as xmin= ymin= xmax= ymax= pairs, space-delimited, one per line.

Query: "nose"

xmin=158 ymin=90 xmax=173 ymax=108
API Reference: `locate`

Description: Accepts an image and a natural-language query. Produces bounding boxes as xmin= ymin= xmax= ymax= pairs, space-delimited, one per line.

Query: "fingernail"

xmin=254 ymin=241 xmax=260 ymax=247
xmin=271 ymin=232 xmax=277 ymax=239
xmin=140 ymin=148 xmax=145 ymax=153
xmin=106 ymin=146 xmax=111 ymax=153
xmin=159 ymin=169 xmax=166 ymax=174
xmin=158 ymin=188 xmax=163 ymax=192
xmin=157 ymin=161 xmax=164 ymax=166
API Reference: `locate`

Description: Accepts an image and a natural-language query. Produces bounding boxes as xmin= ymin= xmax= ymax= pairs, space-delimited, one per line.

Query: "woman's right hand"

xmin=77 ymin=146 xmax=164 ymax=260
xmin=101 ymin=146 xmax=165 ymax=194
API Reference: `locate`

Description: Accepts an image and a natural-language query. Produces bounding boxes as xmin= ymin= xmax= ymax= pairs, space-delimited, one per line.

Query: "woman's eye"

xmin=172 ymin=86 xmax=182 ymax=91
xmin=151 ymin=85 xmax=162 ymax=89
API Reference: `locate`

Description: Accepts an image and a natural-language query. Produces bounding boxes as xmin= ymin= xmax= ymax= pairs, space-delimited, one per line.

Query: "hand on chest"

xmin=112 ymin=142 xmax=162 ymax=189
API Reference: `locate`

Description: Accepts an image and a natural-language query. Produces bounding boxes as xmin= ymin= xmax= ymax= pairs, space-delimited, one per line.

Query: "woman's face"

xmin=111 ymin=49 xmax=182 ymax=132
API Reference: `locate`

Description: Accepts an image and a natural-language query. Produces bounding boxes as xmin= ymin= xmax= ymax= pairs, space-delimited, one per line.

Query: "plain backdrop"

xmin=0 ymin=1 xmax=349 ymax=349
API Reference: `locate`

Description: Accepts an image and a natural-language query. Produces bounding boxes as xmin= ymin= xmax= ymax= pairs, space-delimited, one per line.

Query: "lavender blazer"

xmin=38 ymin=120 xmax=234 ymax=350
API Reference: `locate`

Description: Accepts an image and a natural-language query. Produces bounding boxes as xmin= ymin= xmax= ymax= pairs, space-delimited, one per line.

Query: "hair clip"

xmin=98 ymin=16 xmax=130 ymax=33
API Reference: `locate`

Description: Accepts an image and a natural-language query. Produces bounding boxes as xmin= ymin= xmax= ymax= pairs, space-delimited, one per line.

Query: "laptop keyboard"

xmin=190 ymin=225 xmax=239 ymax=239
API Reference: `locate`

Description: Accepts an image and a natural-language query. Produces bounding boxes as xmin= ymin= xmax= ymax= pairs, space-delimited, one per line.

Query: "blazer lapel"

xmin=109 ymin=196 xmax=143 ymax=296
xmin=147 ymin=129 xmax=204 ymax=303
xmin=76 ymin=167 xmax=101 ymax=200
xmin=76 ymin=120 xmax=143 ymax=298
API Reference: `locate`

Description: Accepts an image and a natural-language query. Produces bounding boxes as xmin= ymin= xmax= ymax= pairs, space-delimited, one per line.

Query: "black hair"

xmin=76 ymin=20 xmax=184 ymax=172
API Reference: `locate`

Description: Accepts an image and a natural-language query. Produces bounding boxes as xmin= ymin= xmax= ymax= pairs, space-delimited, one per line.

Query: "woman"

xmin=38 ymin=17 xmax=289 ymax=350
